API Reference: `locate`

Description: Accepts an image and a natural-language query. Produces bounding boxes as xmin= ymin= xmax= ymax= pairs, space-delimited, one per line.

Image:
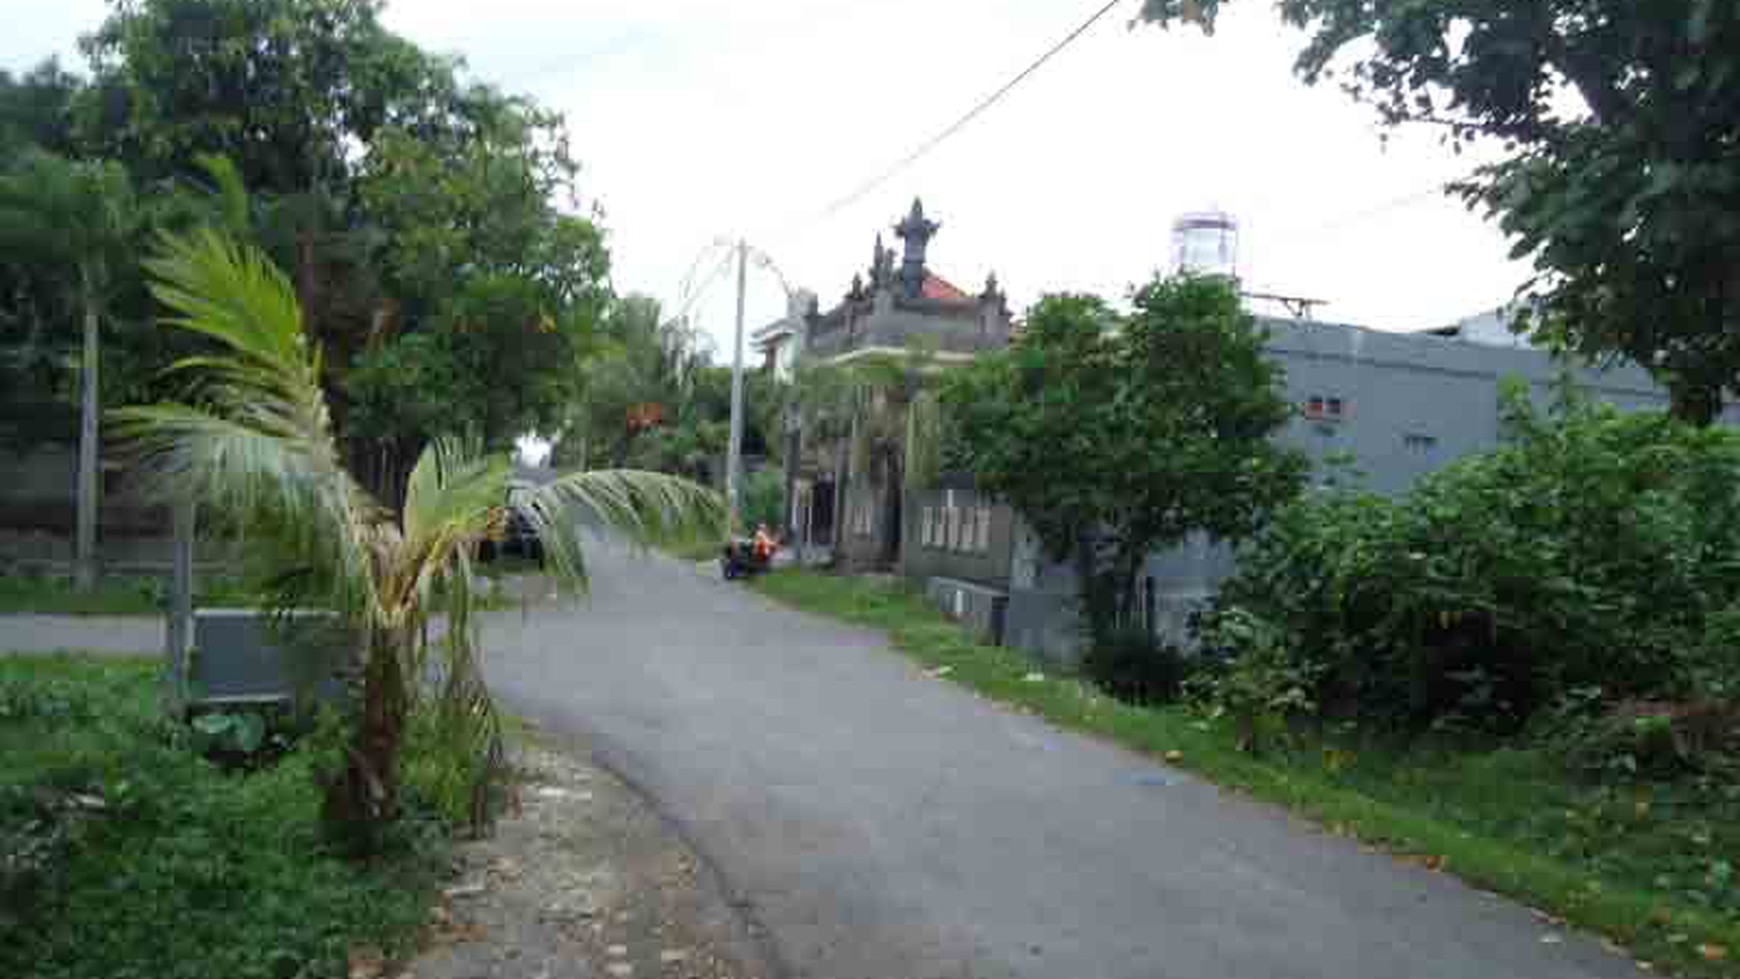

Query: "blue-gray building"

xmin=945 ymin=314 xmax=1740 ymax=665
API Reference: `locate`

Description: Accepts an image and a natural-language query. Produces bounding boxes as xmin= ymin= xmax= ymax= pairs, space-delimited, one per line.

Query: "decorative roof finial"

xmin=893 ymin=198 xmax=940 ymax=297
xmin=870 ymin=233 xmax=893 ymax=288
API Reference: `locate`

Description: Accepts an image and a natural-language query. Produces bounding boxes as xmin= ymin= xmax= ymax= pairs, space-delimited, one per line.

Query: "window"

xmin=1304 ymin=394 xmax=1347 ymax=421
xmin=1404 ymin=433 xmax=1438 ymax=453
xmin=976 ymin=506 xmax=992 ymax=552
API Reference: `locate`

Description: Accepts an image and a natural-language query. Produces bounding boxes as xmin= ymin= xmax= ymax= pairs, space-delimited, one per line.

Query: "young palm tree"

xmin=0 ymin=151 xmax=140 ymax=592
xmin=111 ymin=228 xmax=722 ymax=843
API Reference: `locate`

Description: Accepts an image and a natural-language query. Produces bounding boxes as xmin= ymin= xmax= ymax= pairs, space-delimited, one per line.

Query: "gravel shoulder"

xmin=392 ymin=728 xmax=774 ymax=979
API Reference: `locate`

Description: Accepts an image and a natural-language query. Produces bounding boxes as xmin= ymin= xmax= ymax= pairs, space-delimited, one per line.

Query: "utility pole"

xmin=725 ymin=239 xmax=749 ymax=534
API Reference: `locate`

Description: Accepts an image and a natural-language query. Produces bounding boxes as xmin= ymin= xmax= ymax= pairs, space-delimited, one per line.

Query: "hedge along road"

xmin=478 ymin=541 xmax=1644 ymax=979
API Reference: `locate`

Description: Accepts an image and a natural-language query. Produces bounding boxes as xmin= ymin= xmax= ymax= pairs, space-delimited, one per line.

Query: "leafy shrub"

xmin=1190 ymin=607 xmax=1323 ymax=754
xmin=741 ymin=467 xmax=786 ymax=534
xmin=1081 ymin=627 xmax=1192 ymax=705
xmin=1206 ymin=387 xmax=1740 ymax=736
xmin=1 ymin=657 xmax=445 ymax=979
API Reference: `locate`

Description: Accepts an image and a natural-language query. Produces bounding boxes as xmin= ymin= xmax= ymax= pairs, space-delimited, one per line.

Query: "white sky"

xmin=6 ymin=0 xmax=1530 ymax=360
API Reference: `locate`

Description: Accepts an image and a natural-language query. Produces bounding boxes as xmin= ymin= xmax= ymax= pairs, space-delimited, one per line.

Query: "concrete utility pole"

xmin=725 ymin=239 xmax=749 ymax=534
xmin=75 ymin=279 xmax=100 ymax=593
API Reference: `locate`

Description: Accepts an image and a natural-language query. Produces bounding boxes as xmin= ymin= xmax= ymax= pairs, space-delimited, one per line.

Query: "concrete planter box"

xmin=173 ymin=609 xmax=358 ymax=713
xmin=923 ymin=576 xmax=1008 ymax=646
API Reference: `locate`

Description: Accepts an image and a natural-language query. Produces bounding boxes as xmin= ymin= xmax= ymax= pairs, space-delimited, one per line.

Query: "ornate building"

xmin=757 ymin=199 xmax=1012 ymax=568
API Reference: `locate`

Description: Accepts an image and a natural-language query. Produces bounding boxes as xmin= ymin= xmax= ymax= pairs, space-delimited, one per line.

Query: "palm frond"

xmin=109 ymin=228 xmax=381 ymax=614
xmin=393 ymin=436 xmax=512 ymax=627
xmin=517 ymin=468 xmax=724 ymax=591
xmin=144 ymin=226 xmax=324 ymax=413
xmin=192 ymin=153 xmax=252 ymax=238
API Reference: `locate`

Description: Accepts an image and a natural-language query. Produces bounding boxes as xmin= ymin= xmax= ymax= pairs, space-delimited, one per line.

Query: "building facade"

xmin=769 ymin=199 xmax=1014 ymax=569
xmin=919 ymin=314 xmax=1740 ymax=665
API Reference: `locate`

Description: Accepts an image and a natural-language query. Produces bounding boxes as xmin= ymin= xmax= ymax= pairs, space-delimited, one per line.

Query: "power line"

xmin=803 ymin=0 xmax=1126 ymax=227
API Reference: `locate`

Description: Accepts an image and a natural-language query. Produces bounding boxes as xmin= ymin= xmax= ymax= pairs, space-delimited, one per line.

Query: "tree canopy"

xmin=1 ymin=0 xmax=620 ymax=504
xmin=942 ymin=275 xmax=1306 ymax=641
xmin=1139 ymin=0 xmax=1740 ymax=423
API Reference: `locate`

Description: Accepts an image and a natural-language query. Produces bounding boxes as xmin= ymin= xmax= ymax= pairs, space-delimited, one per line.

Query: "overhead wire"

xmin=795 ymin=0 xmax=1128 ymax=231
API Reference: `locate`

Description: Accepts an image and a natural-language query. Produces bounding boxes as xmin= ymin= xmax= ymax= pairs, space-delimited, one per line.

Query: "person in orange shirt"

xmin=751 ymin=523 xmax=778 ymax=564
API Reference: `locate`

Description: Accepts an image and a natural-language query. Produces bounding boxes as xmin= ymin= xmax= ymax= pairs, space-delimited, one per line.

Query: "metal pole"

xmin=75 ymin=279 xmax=99 ymax=592
xmin=725 ymin=239 xmax=749 ymax=534
xmin=166 ymin=499 xmax=194 ymax=714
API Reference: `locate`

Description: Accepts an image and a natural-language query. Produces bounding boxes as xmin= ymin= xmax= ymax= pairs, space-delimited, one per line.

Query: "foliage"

xmin=1079 ymin=627 xmax=1193 ymax=707
xmin=740 ymin=468 xmax=786 ymax=534
xmin=1139 ymin=0 xmax=1740 ymax=424
xmin=1204 ymin=386 xmax=1740 ymax=739
xmin=942 ymin=276 xmax=1306 ymax=643
xmin=1190 ymin=607 xmax=1322 ymax=755
xmin=0 ymin=572 xmax=256 ymax=616
xmin=754 ymin=569 xmax=1740 ymax=979
xmin=110 ymin=229 xmax=722 ymax=847
xmin=0 ymin=655 xmax=445 ymax=979
xmin=2 ymin=0 xmax=616 ymax=503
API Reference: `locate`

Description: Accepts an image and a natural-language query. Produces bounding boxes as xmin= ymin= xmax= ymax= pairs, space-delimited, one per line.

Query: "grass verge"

xmin=0 ymin=573 xmax=259 ymax=616
xmin=656 ymin=531 xmax=724 ymax=564
xmin=0 ymin=654 xmax=448 ymax=979
xmin=752 ymin=569 xmax=1740 ymax=979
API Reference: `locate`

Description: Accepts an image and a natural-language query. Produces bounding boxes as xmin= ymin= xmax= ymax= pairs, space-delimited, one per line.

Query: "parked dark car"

xmin=480 ymin=508 xmax=544 ymax=564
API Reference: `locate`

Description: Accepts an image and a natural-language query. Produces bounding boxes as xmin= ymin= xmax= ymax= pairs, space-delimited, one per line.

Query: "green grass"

xmin=0 ymin=573 xmax=259 ymax=616
xmin=753 ymin=569 xmax=1740 ymax=978
xmin=0 ymin=654 xmax=448 ymax=979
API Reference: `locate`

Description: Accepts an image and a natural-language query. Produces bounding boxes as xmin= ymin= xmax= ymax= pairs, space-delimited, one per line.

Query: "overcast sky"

xmin=5 ymin=0 xmax=1530 ymax=360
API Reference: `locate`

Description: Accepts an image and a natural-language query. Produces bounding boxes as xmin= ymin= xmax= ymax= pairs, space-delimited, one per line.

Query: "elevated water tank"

xmin=1171 ymin=210 xmax=1239 ymax=279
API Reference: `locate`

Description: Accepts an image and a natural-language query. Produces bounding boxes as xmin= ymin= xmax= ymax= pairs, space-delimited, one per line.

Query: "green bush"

xmin=0 ymin=656 xmax=445 ymax=979
xmin=1205 ymin=387 xmax=1740 ymax=737
xmin=741 ymin=467 xmax=785 ymax=533
xmin=1081 ymin=627 xmax=1192 ymax=705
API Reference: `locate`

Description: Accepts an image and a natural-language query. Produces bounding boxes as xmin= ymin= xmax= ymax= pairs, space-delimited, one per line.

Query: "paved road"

xmin=0 ymin=614 xmax=161 ymax=655
xmin=480 ymin=543 xmax=1643 ymax=979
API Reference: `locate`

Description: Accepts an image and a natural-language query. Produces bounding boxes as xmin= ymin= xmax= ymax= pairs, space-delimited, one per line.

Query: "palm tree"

xmin=111 ymin=228 xmax=722 ymax=845
xmin=791 ymin=347 xmax=939 ymax=565
xmin=0 ymin=152 xmax=140 ymax=591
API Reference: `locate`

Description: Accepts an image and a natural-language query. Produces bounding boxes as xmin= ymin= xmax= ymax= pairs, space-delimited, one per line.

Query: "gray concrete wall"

xmin=0 ymin=445 xmax=237 ymax=574
xmin=922 ymin=576 xmax=1009 ymax=645
xmin=898 ymin=485 xmax=1016 ymax=589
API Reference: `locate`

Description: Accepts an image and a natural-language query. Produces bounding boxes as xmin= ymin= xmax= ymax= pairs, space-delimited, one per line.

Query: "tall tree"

xmin=0 ymin=152 xmax=142 ymax=591
xmin=1138 ymin=0 xmax=1740 ymax=424
xmin=113 ymin=229 xmax=720 ymax=846
xmin=943 ymin=276 xmax=1306 ymax=642
xmin=75 ymin=0 xmax=614 ymax=499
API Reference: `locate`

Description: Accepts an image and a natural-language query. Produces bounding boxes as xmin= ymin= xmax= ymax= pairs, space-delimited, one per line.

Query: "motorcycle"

xmin=720 ymin=539 xmax=773 ymax=580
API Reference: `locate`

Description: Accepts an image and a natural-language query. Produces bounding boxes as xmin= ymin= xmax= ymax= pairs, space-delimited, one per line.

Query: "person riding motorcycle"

xmin=751 ymin=523 xmax=778 ymax=563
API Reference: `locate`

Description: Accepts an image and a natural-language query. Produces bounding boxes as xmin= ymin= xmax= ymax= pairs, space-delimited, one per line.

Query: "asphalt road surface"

xmin=479 ymin=543 xmax=1644 ymax=979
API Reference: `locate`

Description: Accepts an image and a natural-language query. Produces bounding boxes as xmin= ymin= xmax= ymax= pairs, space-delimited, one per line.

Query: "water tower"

xmin=1170 ymin=210 xmax=1239 ymax=279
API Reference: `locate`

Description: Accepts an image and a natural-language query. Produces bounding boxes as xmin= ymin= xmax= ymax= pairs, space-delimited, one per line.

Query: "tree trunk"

xmin=322 ymin=630 xmax=409 ymax=855
xmin=832 ymin=423 xmax=852 ymax=553
xmin=74 ymin=274 xmax=100 ymax=594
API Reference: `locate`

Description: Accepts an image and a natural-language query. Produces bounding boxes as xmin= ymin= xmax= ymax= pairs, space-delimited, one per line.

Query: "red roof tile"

xmin=921 ymin=273 xmax=971 ymax=302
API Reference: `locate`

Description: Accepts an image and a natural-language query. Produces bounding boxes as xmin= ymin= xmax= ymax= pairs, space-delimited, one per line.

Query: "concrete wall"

xmin=898 ymin=483 xmax=1016 ymax=589
xmin=0 ymin=445 xmax=236 ymax=574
